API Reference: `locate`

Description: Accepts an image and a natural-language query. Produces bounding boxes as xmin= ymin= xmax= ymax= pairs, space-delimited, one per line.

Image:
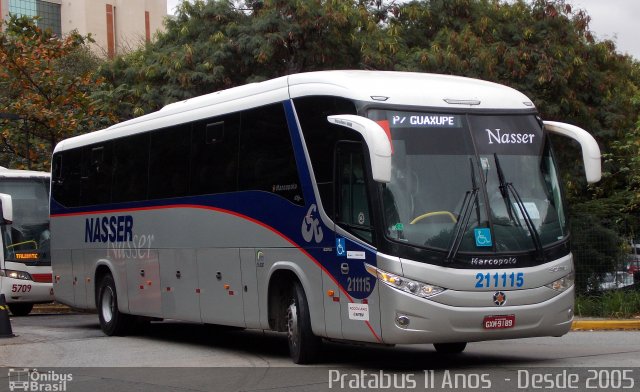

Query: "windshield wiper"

xmin=493 ymin=153 xmax=545 ymax=262
xmin=445 ymin=158 xmax=479 ymax=263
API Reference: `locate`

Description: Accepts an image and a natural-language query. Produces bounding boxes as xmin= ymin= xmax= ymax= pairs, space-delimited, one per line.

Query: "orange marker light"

xmin=327 ymin=290 xmax=335 ymax=297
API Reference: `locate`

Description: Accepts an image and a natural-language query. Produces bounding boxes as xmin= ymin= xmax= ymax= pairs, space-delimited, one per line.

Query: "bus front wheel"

xmin=97 ymin=273 xmax=133 ymax=336
xmin=286 ymin=281 xmax=320 ymax=364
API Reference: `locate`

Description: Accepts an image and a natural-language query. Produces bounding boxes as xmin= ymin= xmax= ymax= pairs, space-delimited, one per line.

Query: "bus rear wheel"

xmin=433 ymin=342 xmax=467 ymax=354
xmin=286 ymin=281 xmax=321 ymax=364
xmin=8 ymin=303 xmax=33 ymax=316
xmin=97 ymin=273 xmax=133 ymax=336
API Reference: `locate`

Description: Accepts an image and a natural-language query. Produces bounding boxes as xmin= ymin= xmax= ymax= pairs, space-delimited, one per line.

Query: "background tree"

xmin=391 ymin=0 xmax=640 ymax=198
xmin=98 ymin=0 xmax=403 ymax=118
xmin=0 ymin=15 xmax=115 ymax=170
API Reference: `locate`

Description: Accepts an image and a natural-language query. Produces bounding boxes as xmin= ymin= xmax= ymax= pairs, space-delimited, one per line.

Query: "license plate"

xmin=483 ymin=314 xmax=515 ymax=329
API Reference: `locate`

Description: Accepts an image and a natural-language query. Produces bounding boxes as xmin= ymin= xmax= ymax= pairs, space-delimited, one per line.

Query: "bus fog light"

xmin=365 ymin=263 xmax=445 ymax=299
xmin=396 ymin=315 xmax=410 ymax=328
xmin=545 ymin=272 xmax=574 ymax=292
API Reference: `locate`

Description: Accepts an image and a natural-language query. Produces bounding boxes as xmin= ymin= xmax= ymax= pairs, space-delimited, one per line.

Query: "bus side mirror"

xmin=327 ymin=115 xmax=392 ymax=183
xmin=0 ymin=193 xmax=13 ymax=224
xmin=544 ymin=121 xmax=602 ymax=184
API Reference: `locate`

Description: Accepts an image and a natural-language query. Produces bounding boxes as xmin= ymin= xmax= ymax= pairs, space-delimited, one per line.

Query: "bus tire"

xmin=8 ymin=303 xmax=33 ymax=316
xmin=433 ymin=342 xmax=467 ymax=354
xmin=286 ymin=281 xmax=321 ymax=364
xmin=97 ymin=273 xmax=133 ymax=336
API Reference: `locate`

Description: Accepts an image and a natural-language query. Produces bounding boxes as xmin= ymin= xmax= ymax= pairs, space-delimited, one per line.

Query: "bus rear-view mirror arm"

xmin=543 ymin=121 xmax=602 ymax=184
xmin=0 ymin=193 xmax=13 ymax=224
xmin=327 ymin=115 xmax=392 ymax=183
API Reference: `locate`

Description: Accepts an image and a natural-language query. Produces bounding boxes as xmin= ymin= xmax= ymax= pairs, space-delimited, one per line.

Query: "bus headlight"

xmin=0 ymin=269 xmax=33 ymax=281
xmin=365 ymin=264 xmax=445 ymax=298
xmin=545 ymin=272 xmax=574 ymax=292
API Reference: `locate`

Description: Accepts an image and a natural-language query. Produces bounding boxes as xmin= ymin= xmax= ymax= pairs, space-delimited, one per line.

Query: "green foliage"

xmin=605 ymin=89 xmax=640 ymax=210
xmin=569 ymin=193 xmax=638 ymax=293
xmin=98 ymin=0 xmax=387 ymax=117
xmin=571 ymin=216 xmax=625 ymax=294
xmin=392 ymin=0 xmax=640 ymax=201
xmin=576 ymin=290 xmax=640 ymax=319
xmin=0 ymin=15 xmax=114 ymax=170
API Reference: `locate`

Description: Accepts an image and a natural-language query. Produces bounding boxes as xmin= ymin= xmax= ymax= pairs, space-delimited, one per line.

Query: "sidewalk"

xmin=32 ymin=302 xmax=75 ymax=314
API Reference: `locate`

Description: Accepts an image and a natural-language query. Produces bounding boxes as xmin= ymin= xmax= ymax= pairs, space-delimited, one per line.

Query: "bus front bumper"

xmin=378 ymin=283 xmax=574 ymax=345
xmin=1 ymin=277 xmax=54 ymax=304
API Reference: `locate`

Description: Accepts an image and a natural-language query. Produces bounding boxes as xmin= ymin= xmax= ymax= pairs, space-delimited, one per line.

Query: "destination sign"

xmin=389 ymin=113 xmax=463 ymax=128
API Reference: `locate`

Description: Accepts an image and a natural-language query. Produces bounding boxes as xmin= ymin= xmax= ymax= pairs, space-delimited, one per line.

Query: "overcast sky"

xmin=166 ymin=0 xmax=640 ymax=59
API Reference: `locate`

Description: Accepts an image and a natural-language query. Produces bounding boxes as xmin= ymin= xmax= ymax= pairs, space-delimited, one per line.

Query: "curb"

xmin=572 ymin=319 xmax=640 ymax=331
xmin=32 ymin=303 xmax=75 ymax=314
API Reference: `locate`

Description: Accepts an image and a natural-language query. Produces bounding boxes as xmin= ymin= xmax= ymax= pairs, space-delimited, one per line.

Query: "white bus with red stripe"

xmin=50 ymin=71 xmax=600 ymax=363
xmin=1 ymin=167 xmax=53 ymax=316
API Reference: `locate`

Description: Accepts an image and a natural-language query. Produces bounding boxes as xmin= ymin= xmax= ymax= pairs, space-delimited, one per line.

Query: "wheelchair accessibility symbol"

xmin=336 ymin=238 xmax=346 ymax=257
xmin=474 ymin=228 xmax=492 ymax=247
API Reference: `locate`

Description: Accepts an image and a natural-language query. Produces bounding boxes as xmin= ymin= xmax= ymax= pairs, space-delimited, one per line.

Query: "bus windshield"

xmin=0 ymin=178 xmax=51 ymax=265
xmin=369 ymin=110 xmax=567 ymax=255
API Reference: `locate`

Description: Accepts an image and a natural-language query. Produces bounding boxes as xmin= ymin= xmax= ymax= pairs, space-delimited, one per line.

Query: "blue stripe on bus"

xmin=51 ymin=190 xmax=378 ymax=300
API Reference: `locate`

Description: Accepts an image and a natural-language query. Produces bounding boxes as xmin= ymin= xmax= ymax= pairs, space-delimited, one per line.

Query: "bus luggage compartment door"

xmin=197 ymin=248 xmax=245 ymax=327
xmin=126 ymin=252 xmax=161 ymax=317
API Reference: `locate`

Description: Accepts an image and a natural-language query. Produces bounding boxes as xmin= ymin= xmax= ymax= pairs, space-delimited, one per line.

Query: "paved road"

xmin=1 ymin=312 xmax=640 ymax=391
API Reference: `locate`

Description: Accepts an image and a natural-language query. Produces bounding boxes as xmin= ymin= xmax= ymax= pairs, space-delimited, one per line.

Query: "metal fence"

xmin=571 ymin=214 xmax=640 ymax=295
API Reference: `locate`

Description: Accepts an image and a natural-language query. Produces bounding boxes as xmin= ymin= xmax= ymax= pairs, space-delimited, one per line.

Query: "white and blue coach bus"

xmin=50 ymin=71 xmax=600 ymax=363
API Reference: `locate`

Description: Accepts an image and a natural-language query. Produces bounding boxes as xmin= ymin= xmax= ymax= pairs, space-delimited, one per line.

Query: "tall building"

xmin=0 ymin=0 xmax=167 ymax=57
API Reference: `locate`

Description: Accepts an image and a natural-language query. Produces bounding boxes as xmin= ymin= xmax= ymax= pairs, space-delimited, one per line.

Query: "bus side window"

xmin=52 ymin=149 xmax=81 ymax=207
xmin=80 ymin=144 xmax=112 ymax=205
xmin=335 ymin=142 xmax=373 ymax=243
xmin=52 ymin=155 xmax=62 ymax=181
xmin=190 ymin=114 xmax=240 ymax=196
xmin=149 ymin=124 xmax=190 ymax=199
xmin=239 ymin=104 xmax=303 ymax=205
xmin=293 ymin=96 xmax=358 ymax=218
xmin=112 ymin=133 xmax=150 ymax=203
